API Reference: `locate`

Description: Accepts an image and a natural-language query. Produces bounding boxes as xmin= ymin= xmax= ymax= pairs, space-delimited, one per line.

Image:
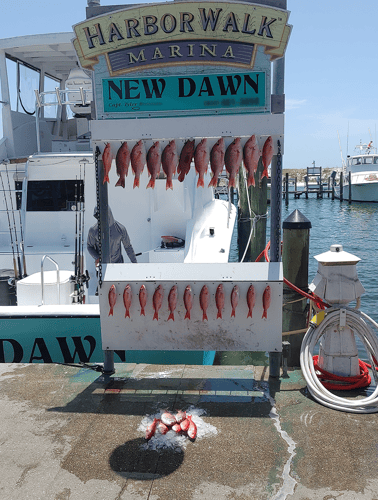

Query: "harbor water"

xmin=227 ymin=195 xmax=378 ymax=365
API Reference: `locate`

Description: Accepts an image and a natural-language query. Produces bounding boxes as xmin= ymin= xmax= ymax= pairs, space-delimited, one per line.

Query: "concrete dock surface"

xmin=1 ymin=362 xmax=378 ymax=500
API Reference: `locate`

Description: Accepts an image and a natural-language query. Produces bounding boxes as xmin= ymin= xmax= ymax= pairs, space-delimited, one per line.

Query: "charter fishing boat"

xmin=0 ymin=32 xmax=237 ymax=364
xmin=334 ymin=141 xmax=378 ymax=202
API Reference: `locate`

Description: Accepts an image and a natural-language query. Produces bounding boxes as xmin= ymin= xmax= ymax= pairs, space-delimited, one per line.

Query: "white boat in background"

xmin=0 ymin=32 xmax=236 ymax=365
xmin=334 ymin=141 xmax=378 ymax=202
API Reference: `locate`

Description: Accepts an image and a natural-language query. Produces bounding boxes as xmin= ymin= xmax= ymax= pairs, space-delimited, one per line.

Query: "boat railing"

xmin=34 ymin=87 xmax=92 ymax=153
xmin=41 ymin=254 xmax=60 ymax=306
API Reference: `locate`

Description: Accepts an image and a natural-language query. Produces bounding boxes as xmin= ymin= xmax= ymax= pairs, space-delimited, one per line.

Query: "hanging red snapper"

xmin=187 ymin=415 xmax=197 ymax=440
xmin=247 ymin=284 xmax=256 ymax=319
xmin=194 ymin=138 xmax=209 ymax=188
xmin=178 ymin=139 xmax=195 ymax=182
xmin=262 ymin=136 xmax=273 ymax=179
xmin=146 ymin=141 xmax=161 ymax=189
xmin=102 ymin=143 xmax=112 ymax=184
xmin=123 ymin=284 xmax=132 ymax=318
xmin=208 ymin=137 xmax=225 ymax=187
xmin=108 ymin=284 xmax=117 ymax=316
xmin=183 ymin=285 xmax=193 ymax=319
xmin=230 ymin=285 xmax=239 ymax=318
xmin=131 ymin=140 xmax=146 ymax=188
xmin=162 ymin=140 xmax=178 ymax=190
xmin=262 ymin=285 xmax=271 ymax=319
xmin=167 ymin=285 xmax=178 ymax=321
xmin=215 ymin=284 xmax=225 ymax=319
xmin=115 ymin=142 xmax=130 ymax=188
xmin=243 ymin=135 xmax=260 ymax=187
xmin=225 ymin=137 xmax=242 ymax=188
xmin=153 ymin=284 xmax=164 ymax=320
xmin=199 ymin=284 xmax=210 ymax=321
xmin=139 ymin=285 xmax=147 ymax=316
xmin=145 ymin=418 xmax=158 ymax=440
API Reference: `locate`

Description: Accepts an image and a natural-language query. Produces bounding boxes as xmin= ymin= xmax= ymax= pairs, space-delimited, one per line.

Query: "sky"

xmin=1 ymin=0 xmax=377 ymax=170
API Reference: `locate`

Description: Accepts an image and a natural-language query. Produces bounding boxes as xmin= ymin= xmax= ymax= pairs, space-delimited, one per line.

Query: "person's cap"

xmin=93 ymin=207 xmax=99 ymax=219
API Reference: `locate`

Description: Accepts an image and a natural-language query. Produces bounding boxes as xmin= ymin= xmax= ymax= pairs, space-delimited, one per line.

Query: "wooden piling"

xmin=348 ymin=171 xmax=352 ymax=204
xmin=340 ymin=171 xmax=344 ymax=202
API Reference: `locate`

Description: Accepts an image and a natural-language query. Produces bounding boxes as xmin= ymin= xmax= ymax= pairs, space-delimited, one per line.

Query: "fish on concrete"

xmin=194 ymin=138 xmax=209 ymax=188
xmin=108 ymin=284 xmax=117 ymax=316
xmin=178 ymin=139 xmax=195 ymax=182
xmin=146 ymin=141 xmax=161 ymax=189
xmin=139 ymin=285 xmax=147 ymax=316
xmin=231 ymin=285 xmax=239 ymax=318
xmin=243 ymin=135 xmax=260 ymax=187
xmin=153 ymin=284 xmax=164 ymax=320
xmin=215 ymin=283 xmax=225 ymax=319
xmin=262 ymin=136 xmax=273 ymax=180
xmin=131 ymin=140 xmax=146 ymax=188
xmin=225 ymin=137 xmax=242 ymax=188
xmin=262 ymin=285 xmax=271 ymax=319
xmin=115 ymin=142 xmax=130 ymax=188
xmin=247 ymin=284 xmax=255 ymax=319
xmin=167 ymin=285 xmax=178 ymax=321
xmin=208 ymin=137 xmax=225 ymax=187
xmin=102 ymin=143 xmax=112 ymax=184
xmin=123 ymin=284 xmax=132 ymax=318
xmin=162 ymin=140 xmax=178 ymax=190
xmin=183 ymin=285 xmax=193 ymax=319
xmin=199 ymin=284 xmax=209 ymax=321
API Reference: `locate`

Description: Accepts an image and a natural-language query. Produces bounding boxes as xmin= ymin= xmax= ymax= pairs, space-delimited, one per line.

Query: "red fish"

xmin=183 ymin=285 xmax=193 ymax=320
xmin=178 ymin=139 xmax=195 ymax=182
xmin=180 ymin=418 xmax=190 ymax=432
xmin=108 ymin=284 xmax=117 ymax=316
xmin=187 ymin=415 xmax=197 ymax=440
xmin=162 ymin=140 xmax=178 ymax=190
xmin=199 ymin=284 xmax=209 ymax=321
xmin=115 ymin=142 xmax=130 ymax=188
xmin=139 ymin=285 xmax=147 ymax=316
xmin=262 ymin=136 xmax=273 ymax=179
xmin=172 ymin=423 xmax=181 ymax=433
xmin=215 ymin=284 xmax=225 ymax=319
xmin=167 ymin=285 xmax=178 ymax=321
xmin=225 ymin=137 xmax=242 ymax=188
xmin=157 ymin=421 xmax=169 ymax=435
xmin=131 ymin=140 xmax=146 ymax=188
xmin=175 ymin=410 xmax=186 ymax=424
xmin=208 ymin=137 xmax=225 ymax=187
xmin=123 ymin=284 xmax=132 ymax=318
xmin=262 ymin=285 xmax=271 ymax=319
xmin=161 ymin=411 xmax=176 ymax=426
xmin=194 ymin=138 xmax=209 ymax=187
xmin=102 ymin=143 xmax=112 ymax=184
xmin=153 ymin=284 xmax=164 ymax=320
xmin=230 ymin=285 xmax=239 ymax=318
xmin=243 ymin=135 xmax=260 ymax=187
xmin=247 ymin=284 xmax=256 ymax=319
xmin=146 ymin=141 xmax=161 ymax=189
xmin=145 ymin=418 xmax=158 ymax=440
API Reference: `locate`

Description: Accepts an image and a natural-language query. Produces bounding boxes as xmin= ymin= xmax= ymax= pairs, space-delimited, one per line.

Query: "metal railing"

xmin=41 ymin=255 xmax=60 ymax=306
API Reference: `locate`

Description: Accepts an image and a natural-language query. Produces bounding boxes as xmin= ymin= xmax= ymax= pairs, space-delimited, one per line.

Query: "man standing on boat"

xmin=87 ymin=206 xmax=137 ymax=264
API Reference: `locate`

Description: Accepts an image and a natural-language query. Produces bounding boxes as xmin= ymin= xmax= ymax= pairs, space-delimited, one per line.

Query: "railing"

xmin=41 ymin=255 xmax=60 ymax=306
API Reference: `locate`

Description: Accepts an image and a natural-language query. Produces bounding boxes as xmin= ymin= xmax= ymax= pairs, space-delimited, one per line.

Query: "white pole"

xmin=0 ymin=50 xmax=16 ymax=158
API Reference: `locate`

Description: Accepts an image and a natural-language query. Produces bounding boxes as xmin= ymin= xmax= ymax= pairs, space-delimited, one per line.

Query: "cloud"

xmin=285 ymin=98 xmax=307 ymax=110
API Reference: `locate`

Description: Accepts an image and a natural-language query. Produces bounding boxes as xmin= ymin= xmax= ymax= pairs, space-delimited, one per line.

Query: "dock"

xmin=282 ymin=164 xmax=335 ymax=200
xmin=1 ymin=362 xmax=377 ymax=499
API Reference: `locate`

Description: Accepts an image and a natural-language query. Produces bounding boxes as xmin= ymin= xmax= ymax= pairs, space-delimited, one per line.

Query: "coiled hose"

xmin=300 ymin=307 xmax=378 ymax=413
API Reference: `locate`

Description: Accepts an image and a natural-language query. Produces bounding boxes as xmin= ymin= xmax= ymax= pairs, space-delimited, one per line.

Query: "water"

xmin=227 ymin=194 xmax=378 ymax=364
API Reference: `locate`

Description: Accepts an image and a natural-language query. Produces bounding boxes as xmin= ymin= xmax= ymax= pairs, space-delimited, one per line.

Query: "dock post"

xmin=282 ymin=210 xmax=311 ymax=367
xmin=328 ymin=177 xmax=331 ymax=198
xmin=348 ymin=171 xmax=352 ymax=204
xmin=319 ymin=166 xmax=323 ymax=199
xmin=305 ymin=175 xmax=309 ymax=199
xmin=340 ymin=172 xmax=344 ymax=202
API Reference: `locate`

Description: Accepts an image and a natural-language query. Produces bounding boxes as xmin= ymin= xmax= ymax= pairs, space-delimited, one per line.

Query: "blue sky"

xmin=1 ymin=0 xmax=377 ymax=170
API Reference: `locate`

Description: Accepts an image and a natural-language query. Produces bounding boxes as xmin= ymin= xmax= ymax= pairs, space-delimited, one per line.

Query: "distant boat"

xmin=334 ymin=141 xmax=378 ymax=202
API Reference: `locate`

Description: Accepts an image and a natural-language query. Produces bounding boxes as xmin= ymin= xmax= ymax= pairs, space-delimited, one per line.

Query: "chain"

xmin=95 ymin=147 xmax=103 ymax=288
xmin=276 ymin=139 xmax=282 ymax=240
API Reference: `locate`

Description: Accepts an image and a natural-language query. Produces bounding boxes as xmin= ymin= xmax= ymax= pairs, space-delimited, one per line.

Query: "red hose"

xmin=313 ymin=355 xmax=372 ymax=390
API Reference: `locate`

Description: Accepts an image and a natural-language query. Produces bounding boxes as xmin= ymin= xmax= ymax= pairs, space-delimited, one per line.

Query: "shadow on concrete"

xmin=109 ymin=437 xmax=184 ymax=479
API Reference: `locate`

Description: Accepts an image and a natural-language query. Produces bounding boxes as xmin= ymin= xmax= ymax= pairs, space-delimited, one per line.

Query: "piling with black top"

xmin=282 ymin=209 xmax=311 ymax=367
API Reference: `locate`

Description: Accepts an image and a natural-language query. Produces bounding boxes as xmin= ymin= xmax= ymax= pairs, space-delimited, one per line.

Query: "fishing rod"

xmin=80 ymin=160 xmax=86 ymax=275
xmin=4 ymin=163 xmax=22 ymax=279
xmin=78 ymin=166 xmax=82 ymax=277
xmin=15 ymin=162 xmax=26 ymax=276
xmin=0 ymin=170 xmax=19 ymax=279
xmin=74 ymin=177 xmax=78 ymax=279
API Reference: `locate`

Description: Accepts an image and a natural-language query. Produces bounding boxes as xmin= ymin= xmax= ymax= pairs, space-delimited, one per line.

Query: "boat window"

xmin=26 ymin=180 xmax=84 ymax=211
xmin=373 ymin=157 xmax=378 ymax=164
xmin=18 ymin=64 xmax=39 ymax=115
xmin=352 ymin=157 xmax=362 ymax=165
xmin=5 ymin=58 xmax=18 ymax=111
xmin=43 ymin=75 xmax=60 ymax=119
xmin=363 ymin=157 xmax=373 ymax=164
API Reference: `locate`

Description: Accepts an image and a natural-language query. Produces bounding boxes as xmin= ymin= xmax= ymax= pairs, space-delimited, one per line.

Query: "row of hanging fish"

xmin=146 ymin=410 xmax=197 ymax=441
xmin=101 ymin=135 xmax=274 ymax=190
xmin=108 ymin=283 xmax=271 ymax=320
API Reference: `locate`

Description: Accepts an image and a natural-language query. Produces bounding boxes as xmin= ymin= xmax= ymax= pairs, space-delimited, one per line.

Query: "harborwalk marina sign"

xmin=73 ymin=1 xmax=291 ymax=117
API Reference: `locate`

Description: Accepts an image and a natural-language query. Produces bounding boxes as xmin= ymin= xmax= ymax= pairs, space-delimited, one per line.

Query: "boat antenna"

xmin=346 ymin=122 xmax=349 ymax=157
xmin=337 ymin=131 xmax=346 ymax=169
xmin=0 ymin=168 xmax=19 ymax=279
xmin=4 ymin=162 xmax=23 ymax=278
